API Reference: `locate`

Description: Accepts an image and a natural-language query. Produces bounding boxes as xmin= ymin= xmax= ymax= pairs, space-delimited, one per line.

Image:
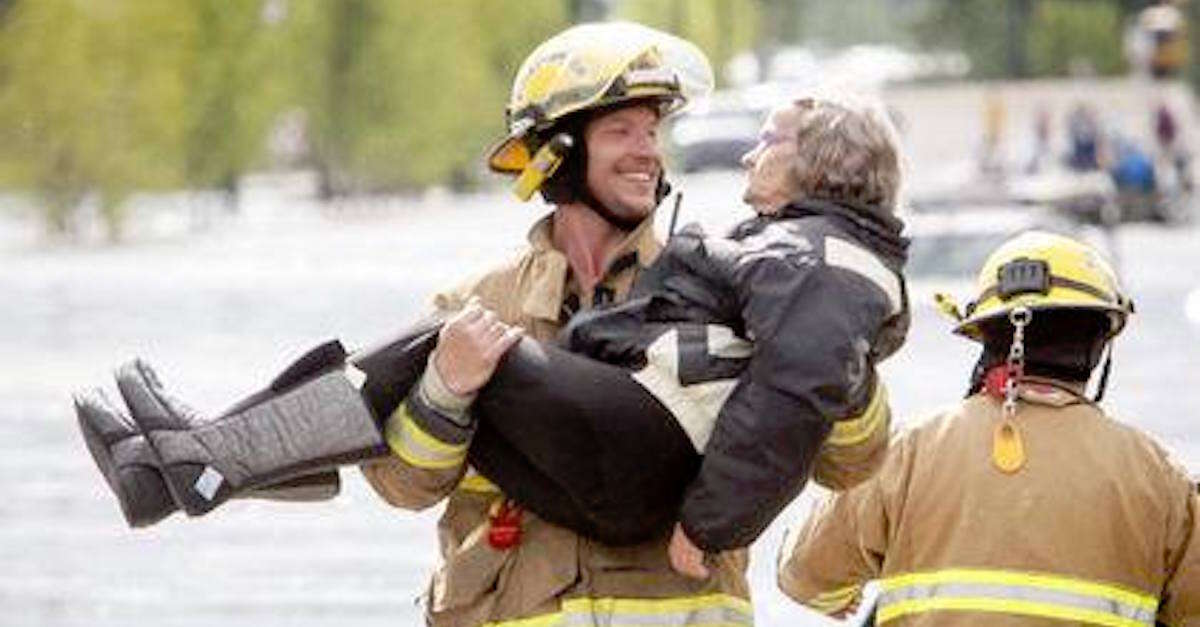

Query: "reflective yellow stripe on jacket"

xmin=482 ymin=593 xmax=754 ymax=626
xmin=826 ymin=381 xmax=888 ymax=447
xmin=384 ymin=403 xmax=468 ymax=469
xmin=805 ymin=583 xmax=863 ymax=615
xmin=877 ymin=569 xmax=1158 ymax=626
xmin=458 ymin=471 xmax=501 ymax=493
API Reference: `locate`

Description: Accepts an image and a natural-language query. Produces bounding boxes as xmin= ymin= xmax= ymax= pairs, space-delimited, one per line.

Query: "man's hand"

xmin=668 ymin=522 xmax=710 ymax=579
xmin=433 ymin=300 xmax=523 ymax=397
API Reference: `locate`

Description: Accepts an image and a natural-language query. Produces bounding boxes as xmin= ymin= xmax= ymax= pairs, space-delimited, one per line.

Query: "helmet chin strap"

xmin=578 ymin=174 xmax=669 ymax=232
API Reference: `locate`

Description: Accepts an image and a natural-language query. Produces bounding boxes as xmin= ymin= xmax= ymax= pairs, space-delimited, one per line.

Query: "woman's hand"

xmin=668 ymin=522 xmax=710 ymax=579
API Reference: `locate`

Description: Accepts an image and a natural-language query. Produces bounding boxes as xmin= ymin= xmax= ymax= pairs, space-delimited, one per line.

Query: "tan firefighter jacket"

xmin=778 ymin=382 xmax=1200 ymax=626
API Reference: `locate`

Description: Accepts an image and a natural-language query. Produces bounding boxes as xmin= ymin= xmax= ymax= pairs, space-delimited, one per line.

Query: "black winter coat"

xmin=564 ymin=199 xmax=909 ymax=551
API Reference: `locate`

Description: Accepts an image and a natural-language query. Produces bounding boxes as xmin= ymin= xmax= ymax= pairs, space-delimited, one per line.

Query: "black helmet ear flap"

xmin=655 ymin=176 xmax=672 ymax=206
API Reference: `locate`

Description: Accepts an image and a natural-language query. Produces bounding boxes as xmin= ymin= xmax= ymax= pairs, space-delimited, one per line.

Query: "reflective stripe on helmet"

xmin=972 ymin=273 xmax=1119 ymax=312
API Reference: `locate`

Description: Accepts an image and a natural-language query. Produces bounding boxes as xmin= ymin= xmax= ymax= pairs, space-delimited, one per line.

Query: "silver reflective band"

xmin=344 ymin=364 xmax=367 ymax=390
xmin=482 ymin=594 xmax=753 ymax=626
xmin=623 ymin=66 xmax=678 ymax=89
xmin=557 ymin=596 xmax=753 ymax=627
xmin=194 ymin=465 xmax=224 ymax=501
xmin=707 ymin=324 xmax=752 ymax=360
xmin=877 ymin=569 xmax=1157 ymax=626
xmin=631 ymin=329 xmax=737 ymax=452
xmin=385 ymin=407 xmax=467 ymax=470
xmin=560 ymin=606 xmax=751 ymax=626
xmin=824 ymin=236 xmax=903 ymax=316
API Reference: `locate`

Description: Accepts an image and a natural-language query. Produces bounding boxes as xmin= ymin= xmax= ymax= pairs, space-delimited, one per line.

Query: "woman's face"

xmin=741 ymin=105 xmax=802 ymax=214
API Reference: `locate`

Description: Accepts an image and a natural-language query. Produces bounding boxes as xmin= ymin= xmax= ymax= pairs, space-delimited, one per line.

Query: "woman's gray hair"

xmin=786 ymin=94 xmax=903 ymax=213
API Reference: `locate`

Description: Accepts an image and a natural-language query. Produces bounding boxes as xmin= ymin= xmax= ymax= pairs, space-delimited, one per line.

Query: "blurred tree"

xmin=281 ymin=0 xmax=567 ymax=197
xmin=911 ymin=0 xmax=1019 ymax=78
xmin=178 ymin=0 xmax=280 ymax=212
xmin=567 ymin=0 xmax=609 ymax=22
xmin=1027 ymin=0 xmax=1126 ymax=76
xmin=792 ymin=0 xmax=921 ymax=48
xmin=0 ymin=0 xmax=190 ymax=239
xmin=615 ymin=0 xmax=759 ymax=86
xmin=914 ymin=0 xmax=1127 ymax=79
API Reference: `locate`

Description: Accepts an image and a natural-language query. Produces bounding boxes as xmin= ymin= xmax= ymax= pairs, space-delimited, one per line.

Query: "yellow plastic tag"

xmin=992 ymin=420 xmax=1025 ymax=474
xmin=933 ymin=292 xmax=963 ymax=322
xmin=512 ymin=134 xmax=571 ymax=201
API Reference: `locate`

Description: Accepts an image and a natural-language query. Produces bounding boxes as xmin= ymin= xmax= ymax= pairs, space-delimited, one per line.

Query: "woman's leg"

xmin=470 ymin=337 xmax=699 ymax=544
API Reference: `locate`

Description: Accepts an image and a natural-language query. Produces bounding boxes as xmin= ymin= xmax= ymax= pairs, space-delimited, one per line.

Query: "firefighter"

xmin=358 ymin=23 xmax=757 ymax=626
xmin=1140 ymin=0 xmax=1189 ymax=79
xmin=776 ymin=231 xmax=1199 ymax=625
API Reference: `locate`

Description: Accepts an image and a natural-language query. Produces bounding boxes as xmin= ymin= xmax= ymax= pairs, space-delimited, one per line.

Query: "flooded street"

xmin=1 ymin=170 xmax=1197 ymax=626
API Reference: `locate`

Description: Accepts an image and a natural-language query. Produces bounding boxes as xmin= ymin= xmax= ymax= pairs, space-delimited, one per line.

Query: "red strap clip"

xmin=487 ymin=499 xmax=523 ymax=550
xmin=983 ymin=365 xmax=1010 ymax=399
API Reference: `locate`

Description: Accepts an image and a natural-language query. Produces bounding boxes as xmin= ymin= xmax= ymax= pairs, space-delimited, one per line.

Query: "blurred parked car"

xmin=901 ymin=204 xmax=1115 ymax=330
xmin=903 ymin=205 xmax=1111 ymax=281
xmin=667 ymin=96 xmax=765 ymax=173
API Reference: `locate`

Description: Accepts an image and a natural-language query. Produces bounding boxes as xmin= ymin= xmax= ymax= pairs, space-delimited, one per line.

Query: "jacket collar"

xmin=1017 ymin=377 xmax=1090 ymax=408
xmin=777 ymin=199 xmax=909 ymax=263
xmin=521 ymin=212 xmax=659 ymax=322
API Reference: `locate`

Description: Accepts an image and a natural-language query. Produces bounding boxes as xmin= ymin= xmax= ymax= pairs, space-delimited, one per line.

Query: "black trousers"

xmin=354 ymin=324 xmax=698 ymax=545
xmin=472 ymin=339 xmax=698 ymax=544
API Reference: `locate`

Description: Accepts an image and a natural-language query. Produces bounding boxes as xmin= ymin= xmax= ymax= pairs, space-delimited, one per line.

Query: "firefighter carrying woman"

xmin=75 ymin=22 xmax=909 ymax=625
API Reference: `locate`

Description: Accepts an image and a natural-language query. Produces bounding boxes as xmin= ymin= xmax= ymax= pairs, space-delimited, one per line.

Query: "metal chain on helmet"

xmin=1003 ymin=306 xmax=1032 ymax=418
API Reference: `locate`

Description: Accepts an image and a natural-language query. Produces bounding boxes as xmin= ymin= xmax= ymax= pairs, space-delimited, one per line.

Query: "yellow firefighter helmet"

xmin=487 ymin=22 xmax=713 ymax=197
xmin=952 ymin=231 xmax=1134 ymax=341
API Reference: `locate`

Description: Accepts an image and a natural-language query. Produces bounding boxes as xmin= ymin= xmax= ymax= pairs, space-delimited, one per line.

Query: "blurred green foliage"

xmin=912 ymin=0 xmax=1018 ymax=78
xmin=0 ymin=1 xmax=191 ymax=236
xmin=913 ymin=0 xmax=1132 ymax=79
xmin=0 ymin=0 xmax=1179 ymax=239
xmin=789 ymin=0 xmax=921 ymax=48
xmin=1027 ymin=1 xmax=1127 ymax=76
xmin=288 ymin=1 xmax=566 ymax=197
xmin=0 ymin=0 xmax=566 ymax=237
xmin=615 ymin=0 xmax=759 ymax=85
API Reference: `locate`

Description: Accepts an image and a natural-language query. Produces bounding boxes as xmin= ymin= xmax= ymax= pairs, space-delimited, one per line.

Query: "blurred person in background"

xmin=1067 ymin=103 xmax=1105 ymax=172
xmin=1154 ymin=100 xmax=1194 ymax=195
xmin=1140 ymin=0 xmax=1189 ymax=79
xmin=777 ymin=231 xmax=1199 ymax=626
xmin=1024 ymin=104 xmax=1052 ymax=175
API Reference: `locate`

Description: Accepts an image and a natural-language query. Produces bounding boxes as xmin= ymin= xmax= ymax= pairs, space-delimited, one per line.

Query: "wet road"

xmin=0 ymin=171 xmax=1196 ymax=626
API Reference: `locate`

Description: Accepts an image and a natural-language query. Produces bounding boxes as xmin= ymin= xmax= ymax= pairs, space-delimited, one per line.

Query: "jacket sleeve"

xmin=359 ymin=282 xmax=482 ymax=510
xmin=679 ymin=234 xmax=903 ymax=551
xmin=1159 ymin=483 xmax=1200 ymax=625
xmin=812 ymin=380 xmax=893 ymax=491
xmin=777 ymin=432 xmax=914 ymax=616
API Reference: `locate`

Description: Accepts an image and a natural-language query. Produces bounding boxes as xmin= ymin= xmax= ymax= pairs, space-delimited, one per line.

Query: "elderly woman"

xmin=78 ymin=95 xmax=909 ymax=568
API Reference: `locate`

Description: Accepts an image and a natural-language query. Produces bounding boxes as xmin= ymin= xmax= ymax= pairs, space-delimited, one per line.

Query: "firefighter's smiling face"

xmin=742 ymin=105 xmax=802 ymax=214
xmin=584 ymin=104 xmax=663 ymax=222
